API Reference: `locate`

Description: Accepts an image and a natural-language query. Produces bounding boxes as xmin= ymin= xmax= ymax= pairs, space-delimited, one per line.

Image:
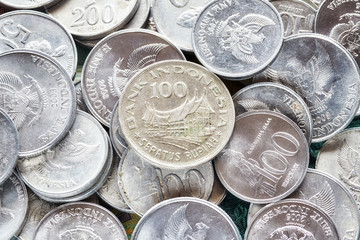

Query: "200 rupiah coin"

xmin=118 ymin=60 xmax=235 ymax=169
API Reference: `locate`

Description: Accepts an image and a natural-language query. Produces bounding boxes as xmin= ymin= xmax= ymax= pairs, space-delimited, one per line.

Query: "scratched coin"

xmin=118 ymin=148 xmax=214 ymax=216
xmin=245 ymin=199 xmax=340 ymax=240
xmin=0 ymin=10 xmax=78 ymax=79
xmin=233 ymin=82 xmax=313 ymax=143
xmin=0 ymin=109 xmax=19 ymax=185
xmin=33 ymin=202 xmax=127 ymax=240
xmin=0 ymin=172 xmax=28 ymax=240
xmin=0 ymin=0 xmax=61 ymax=9
xmin=192 ymin=0 xmax=283 ymax=79
xmin=81 ymin=29 xmax=185 ymax=126
xmin=109 ymin=101 xmax=127 ymax=157
xmin=214 ymin=110 xmax=309 ymax=204
xmin=118 ymin=60 xmax=235 ymax=169
xmin=131 ymin=197 xmax=242 ymax=240
xmin=253 ymin=33 xmax=360 ymax=142
xmin=0 ymin=50 xmax=76 ymax=157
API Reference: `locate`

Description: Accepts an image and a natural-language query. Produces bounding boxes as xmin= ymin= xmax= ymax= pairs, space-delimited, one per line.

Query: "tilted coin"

xmin=0 ymin=10 xmax=78 ymax=79
xmin=131 ymin=197 xmax=242 ymax=240
xmin=233 ymin=82 xmax=313 ymax=143
xmin=118 ymin=60 xmax=235 ymax=169
xmin=253 ymin=33 xmax=360 ymax=142
xmin=33 ymin=202 xmax=128 ymax=240
xmin=208 ymin=165 xmax=227 ymax=206
xmin=0 ymin=172 xmax=28 ymax=240
xmin=0 ymin=0 xmax=61 ymax=9
xmin=46 ymin=0 xmax=140 ymax=40
xmin=0 ymin=50 xmax=76 ymax=157
xmin=0 ymin=109 xmax=19 ymax=185
xmin=118 ymin=148 xmax=214 ymax=216
xmin=74 ymin=81 xmax=89 ymax=112
xmin=81 ymin=29 xmax=185 ymax=126
xmin=247 ymin=203 xmax=265 ymax=225
xmin=214 ymin=110 xmax=309 ymax=204
xmin=109 ymin=101 xmax=127 ymax=157
xmin=192 ymin=0 xmax=283 ymax=79
xmin=245 ymin=199 xmax=340 ymax=240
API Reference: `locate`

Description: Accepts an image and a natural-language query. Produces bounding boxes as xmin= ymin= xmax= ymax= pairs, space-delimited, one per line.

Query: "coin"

xmin=131 ymin=197 xmax=241 ymax=240
xmin=0 ymin=109 xmax=19 ymax=185
xmin=33 ymin=202 xmax=128 ymax=240
xmin=118 ymin=148 xmax=214 ymax=216
xmin=253 ymin=33 xmax=360 ymax=142
xmin=0 ymin=10 xmax=78 ymax=79
xmin=233 ymin=82 xmax=313 ymax=144
xmin=109 ymin=101 xmax=127 ymax=157
xmin=74 ymin=81 xmax=89 ymax=112
xmin=0 ymin=50 xmax=76 ymax=157
xmin=208 ymin=165 xmax=227 ymax=205
xmin=0 ymin=0 xmax=61 ymax=9
xmin=214 ymin=110 xmax=309 ymax=204
xmin=118 ymin=60 xmax=235 ymax=169
xmin=192 ymin=0 xmax=283 ymax=79
xmin=81 ymin=29 xmax=185 ymax=126
xmin=245 ymin=199 xmax=340 ymax=240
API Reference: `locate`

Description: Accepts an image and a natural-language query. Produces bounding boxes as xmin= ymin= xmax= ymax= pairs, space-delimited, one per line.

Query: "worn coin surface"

xmin=0 ymin=50 xmax=76 ymax=157
xmin=0 ymin=0 xmax=61 ymax=9
xmin=0 ymin=172 xmax=28 ymax=240
xmin=0 ymin=10 xmax=78 ymax=79
xmin=254 ymin=33 xmax=360 ymax=142
xmin=245 ymin=199 xmax=340 ymax=240
xmin=131 ymin=197 xmax=241 ymax=240
xmin=233 ymin=82 xmax=312 ymax=144
xmin=109 ymin=101 xmax=127 ymax=157
xmin=192 ymin=0 xmax=283 ymax=79
xmin=33 ymin=202 xmax=128 ymax=240
xmin=119 ymin=60 xmax=235 ymax=169
xmin=82 ymin=29 xmax=185 ymax=126
xmin=118 ymin=148 xmax=214 ymax=216
xmin=0 ymin=109 xmax=18 ymax=185
xmin=215 ymin=110 xmax=309 ymax=204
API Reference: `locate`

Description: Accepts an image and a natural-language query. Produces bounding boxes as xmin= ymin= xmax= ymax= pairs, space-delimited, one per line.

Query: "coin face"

xmin=254 ymin=33 xmax=360 ymax=142
xmin=0 ymin=10 xmax=78 ymax=79
xmin=0 ymin=0 xmax=61 ymax=9
xmin=245 ymin=199 xmax=340 ymax=240
xmin=131 ymin=197 xmax=241 ymax=240
xmin=0 ymin=50 xmax=76 ymax=157
xmin=215 ymin=110 xmax=309 ymax=204
xmin=33 ymin=202 xmax=128 ymax=240
xmin=118 ymin=60 xmax=235 ymax=169
xmin=192 ymin=0 xmax=283 ymax=79
xmin=81 ymin=29 xmax=185 ymax=126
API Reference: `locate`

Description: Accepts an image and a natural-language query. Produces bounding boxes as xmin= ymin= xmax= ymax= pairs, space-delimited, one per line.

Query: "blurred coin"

xmin=33 ymin=202 xmax=127 ymax=240
xmin=254 ymin=33 xmax=360 ymax=142
xmin=131 ymin=197 xmax=241 ymax=240
xmin=109 ymin=101 xmax=127 ymax=157
xmin=0 ymin=50 xmax=76 ymax=157
xmin=0 ymin=0 xmax=61 ymax=9
xmin=233 ymin=82 xmax=312 ymax=144
xmin=0 ymin=10 xmax=78 ymax=79
xmin=208 ymin=166 xmax=227 ymax=205
xmin=215 ymin=110 xmax=309 ymax=204
xmin=192 ymin=0 xmax=283 ymax=79
xmin=81 ymin=29 xmax=185 ymax=126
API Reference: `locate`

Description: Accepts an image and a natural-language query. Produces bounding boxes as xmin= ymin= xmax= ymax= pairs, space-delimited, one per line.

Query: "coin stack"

xmin=0 ymin=0 xmax=360 ymax=239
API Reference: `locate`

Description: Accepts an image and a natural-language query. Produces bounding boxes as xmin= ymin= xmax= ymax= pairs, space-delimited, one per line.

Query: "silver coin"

xmin=131 ymin=197 xmax=241 ymax=240
xmin=215 ymin=110 xmax=309 ymax=204
xmin=233 ymin=82 xmax=313 ymax=144
xmin=0 ymin=109 xmax=19 ymax=185
xmin=208 ymin=165 xmax=227 ymax=206
xmin=245 ymin=199 xmax=340 ymax=240
xmin=81 ymin=29 xmax=185 ymax=126
xmin=0 ymin=10 xmax=78 ymax=79
xmin=192 ymin=0 xmax=284 ymax=79
xmin=0 ymin=0 xmax=61 ymax=9
xmin=253 ymin=33 xmax=360 ymax=142
xmin=152 ymin=0 xmax=212 ymax=52
xmin=0 ymin=172 xmax=28 ymax=240
xmin=247 ymin=203 xmax=265 ymax=226
xmin=33 ymin=202 xmax=127 ymax=240
xmin=46 ymin=0 xmax=140 ymax=40
xmin=0 ymin=49 xmax=76 ymax=157
xmin=74 ymin=81 xmax=89 ymax=112
xmin=109 ymin=101 xmax=127 ymax=157
xmin=17 ymin=110 xmax=109 ymax=199
xmin=118 ymin=148 xmax=214 ymax=216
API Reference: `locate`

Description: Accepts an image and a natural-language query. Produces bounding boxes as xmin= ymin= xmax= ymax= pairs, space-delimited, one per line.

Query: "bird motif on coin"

xmin=337 ymin=138 xmax=360 ymax=186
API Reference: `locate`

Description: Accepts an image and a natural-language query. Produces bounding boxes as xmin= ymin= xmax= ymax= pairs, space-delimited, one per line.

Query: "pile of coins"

xmin=0 ymin=0 xmax=360 ymax=239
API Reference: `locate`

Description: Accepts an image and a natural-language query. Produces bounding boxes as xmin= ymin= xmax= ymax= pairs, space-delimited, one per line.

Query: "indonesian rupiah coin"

xmin=0 ymin=49 xmax=76 ymax=157
xmin=214 ymin=110 xmax=309 ymax=204
xmin=109 ymin=101 xmax=127 ymax=157
xmin=118 ymin=60 xmax=235 ymax=169
xmin=192 ymin=0 xmax=284 ymax=79
xmin=0 ymin=0 xmax=61 ymax=9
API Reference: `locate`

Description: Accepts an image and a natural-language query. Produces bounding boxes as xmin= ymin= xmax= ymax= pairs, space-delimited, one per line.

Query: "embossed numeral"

xmin=280 ymin=12 xmax=314 ymax=37
xmin=71 ymin=4 xmax=115 ymax=27
xmin=0 ymin=19 xmax=30 ymax=44
xmin=151 ymin=81 xmax=187 ymax=98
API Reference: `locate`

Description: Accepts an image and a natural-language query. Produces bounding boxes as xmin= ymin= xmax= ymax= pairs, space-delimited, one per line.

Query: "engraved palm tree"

xmin=0 ymin=185 xmax=15 ymax=219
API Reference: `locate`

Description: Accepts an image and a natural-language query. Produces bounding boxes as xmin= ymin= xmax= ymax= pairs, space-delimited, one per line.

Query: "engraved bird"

xmin=163 ymin=204 xmax=210 ymax=240
xmin=308 ymin=181 xmax=336 ymax=217
xmin=108 ymin=43 xmax=169 ymax=97
xmin=337 ymin=138 xmax=360 ymax=183
xmin=0 ymin=185 xmax=15 ymax=219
